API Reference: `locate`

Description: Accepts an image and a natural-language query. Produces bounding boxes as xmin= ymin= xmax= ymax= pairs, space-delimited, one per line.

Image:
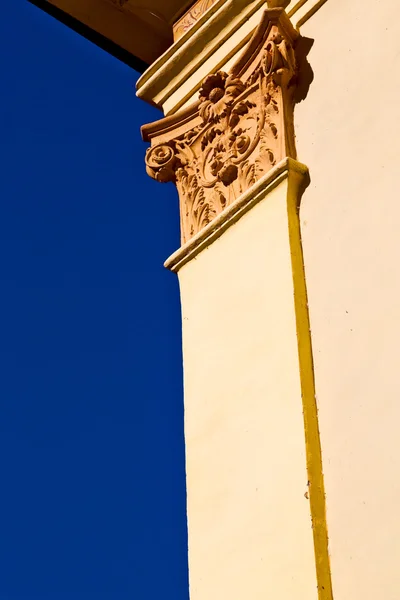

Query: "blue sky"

xmin=0 ymin=2 xmax=188 ymax=599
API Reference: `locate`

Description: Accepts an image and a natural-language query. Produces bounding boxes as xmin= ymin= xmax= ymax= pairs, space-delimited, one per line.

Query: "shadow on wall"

xmin=295 ymin=35 xmax=314 ymax=104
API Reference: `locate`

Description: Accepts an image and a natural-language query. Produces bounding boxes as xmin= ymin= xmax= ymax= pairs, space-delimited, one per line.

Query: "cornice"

xmin=136 ymin=0 xmax=272 ymax=108
xmin=136 ymin=0 xmax=327 ymax=111
xmin=31 ymin=0 xmax=173 ymax=68
xmin=164 ymin=158 xmax=308 ymax=272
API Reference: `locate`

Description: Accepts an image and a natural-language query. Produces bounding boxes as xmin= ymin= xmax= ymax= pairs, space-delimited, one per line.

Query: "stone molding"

xmin=136 ymin=0 xmax=327 ymax=112
xmin=173 ymin=0 xmax=219 ymax=41
xmin=171 ymin=0 xmax=296 ymax=41
xmin=143 ymin=8 xmax=301 ymax=245
xmin=136 ymin=0 xmax=272 ymax=109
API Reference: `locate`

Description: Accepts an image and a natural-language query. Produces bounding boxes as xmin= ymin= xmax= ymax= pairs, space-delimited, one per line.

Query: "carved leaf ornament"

xmin=143 ymin=7 xmax=300 ymax=244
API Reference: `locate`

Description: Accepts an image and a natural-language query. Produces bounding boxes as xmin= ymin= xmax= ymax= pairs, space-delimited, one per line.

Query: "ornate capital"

xmin=142 ymin=8 xmax=301 ymax=245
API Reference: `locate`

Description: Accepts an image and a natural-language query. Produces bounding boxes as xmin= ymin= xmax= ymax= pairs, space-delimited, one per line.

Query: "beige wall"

xmin=178 ymin=179 xmax=317 ymax=600
xmin=296 ymin=0 xmax=400 ymax=598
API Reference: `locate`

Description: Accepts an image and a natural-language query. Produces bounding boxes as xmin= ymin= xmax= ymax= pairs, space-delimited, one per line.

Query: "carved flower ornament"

xmin=199 ymin=71 xmax=246 ymax=123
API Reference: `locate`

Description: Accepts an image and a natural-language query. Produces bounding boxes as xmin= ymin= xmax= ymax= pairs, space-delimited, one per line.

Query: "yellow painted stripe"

xmin=286 ymin=165 xmax=334 ymax=600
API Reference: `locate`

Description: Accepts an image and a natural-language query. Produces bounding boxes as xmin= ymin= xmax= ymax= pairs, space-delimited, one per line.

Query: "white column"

xmin=138 ymin=3 xmax=332 ymax=599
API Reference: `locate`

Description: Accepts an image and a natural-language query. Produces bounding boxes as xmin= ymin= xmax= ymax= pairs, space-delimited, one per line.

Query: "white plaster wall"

xmin=178 ymin=181 xmax=317 ymax=600
xmin=296 ymin=1 xmax=400 ymax=598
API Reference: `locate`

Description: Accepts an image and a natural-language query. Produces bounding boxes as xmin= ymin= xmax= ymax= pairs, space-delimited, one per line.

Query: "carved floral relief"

xmin=173 ymin=0 xmax=218 ymax=41
xmin=144 ymin=8 xmax=300 ymax=244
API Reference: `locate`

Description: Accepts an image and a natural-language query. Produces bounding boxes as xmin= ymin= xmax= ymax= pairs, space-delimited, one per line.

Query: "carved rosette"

xmin=145 ymin=143 xmax=180 ymax=183
xmin=143 ymin=8 xmax=301 ymax=244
